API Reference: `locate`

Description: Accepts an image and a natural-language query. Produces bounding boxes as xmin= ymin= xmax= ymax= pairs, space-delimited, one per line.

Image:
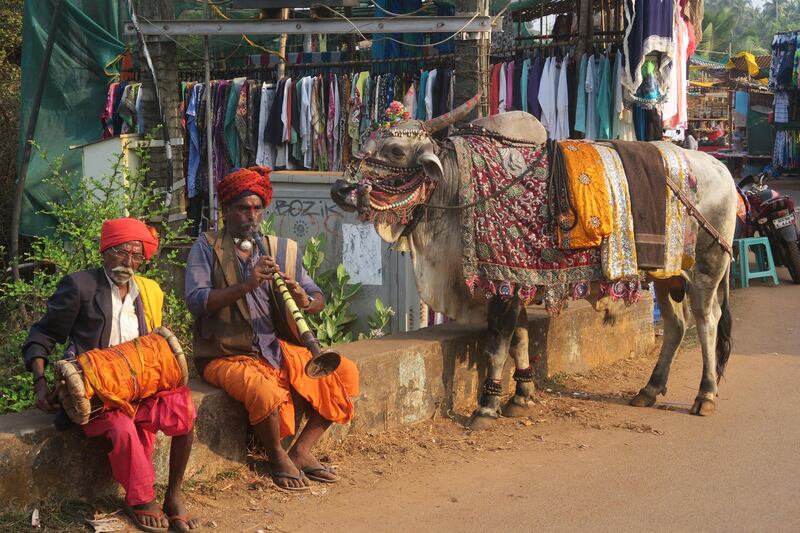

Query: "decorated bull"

xmin=331 ymin=96 xmax=737 ymax=430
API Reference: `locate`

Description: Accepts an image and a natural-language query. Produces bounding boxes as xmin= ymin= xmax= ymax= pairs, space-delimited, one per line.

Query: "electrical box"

xmin=231 ymin=0 xmax=359 ymax=8
xmin=268 ymin=171 xmax=424 ymax=336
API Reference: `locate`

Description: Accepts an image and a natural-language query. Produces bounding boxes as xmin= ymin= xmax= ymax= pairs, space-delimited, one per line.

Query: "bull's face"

xmin=330 ymin=93 xmax=482 ymax=241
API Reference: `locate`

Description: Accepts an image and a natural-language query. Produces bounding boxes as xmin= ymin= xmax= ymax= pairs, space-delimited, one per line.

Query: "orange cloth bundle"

xmin=557 ymin=140 xmax=614 ymax=248
xmin=79 ymin=333 xmax=185 ymax=418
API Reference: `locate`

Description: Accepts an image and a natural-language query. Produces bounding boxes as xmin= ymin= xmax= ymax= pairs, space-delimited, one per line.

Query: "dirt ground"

xmin=3 ymin=267 xmax=799 ymax=532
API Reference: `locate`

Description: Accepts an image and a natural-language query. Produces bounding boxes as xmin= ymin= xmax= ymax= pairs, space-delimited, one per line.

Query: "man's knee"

xmin=336 ymin=356 xmax=360 ymax=397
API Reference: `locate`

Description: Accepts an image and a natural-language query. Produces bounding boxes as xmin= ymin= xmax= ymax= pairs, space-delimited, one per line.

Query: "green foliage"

xmin=302 ymin=234 xmax=361 ymax=346
xmin=300 ymin=233 xmax=395 ymax=346
xmin=358 ymin=297 xmax=395 ymax=340
xmin=0 ymin=135 xmax=193 ymax=414
xmin=702 ymin=0 xmax=800 ymax=57
xmin=0 ymin=0 xmax=22 ymax=251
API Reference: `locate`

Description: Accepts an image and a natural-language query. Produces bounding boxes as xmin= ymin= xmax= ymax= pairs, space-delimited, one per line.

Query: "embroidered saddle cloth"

xmin=451 ymin=134 xmax=602 ymax=313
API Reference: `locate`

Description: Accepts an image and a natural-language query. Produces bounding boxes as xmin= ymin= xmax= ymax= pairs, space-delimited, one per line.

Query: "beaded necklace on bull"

xmin=344 ymin=102 xmax=438 ymax=227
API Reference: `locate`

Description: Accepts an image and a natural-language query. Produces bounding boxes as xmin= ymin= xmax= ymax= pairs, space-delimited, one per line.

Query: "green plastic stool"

xmin=731 ymin=237 xmax=779 ymax=288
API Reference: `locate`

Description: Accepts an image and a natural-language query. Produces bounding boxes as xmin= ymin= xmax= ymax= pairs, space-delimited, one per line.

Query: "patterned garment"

xmin=452 ymin=135 xmax=602 ymax=314
xmin=594 ymin=144 xmax=638 ymax=280
xmin=556 ymin=140 xmax=614 ymax=248
xmin=651 ymin=141 xmax=697 ymax=278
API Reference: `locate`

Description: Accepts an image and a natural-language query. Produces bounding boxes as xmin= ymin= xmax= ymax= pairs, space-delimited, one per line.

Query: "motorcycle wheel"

xmin=785 ymin=240 xmax=800 ymax=284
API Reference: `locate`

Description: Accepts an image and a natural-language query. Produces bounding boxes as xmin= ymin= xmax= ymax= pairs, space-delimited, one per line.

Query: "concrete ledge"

xmin=0 ymin=297 xmax=653 ymax=508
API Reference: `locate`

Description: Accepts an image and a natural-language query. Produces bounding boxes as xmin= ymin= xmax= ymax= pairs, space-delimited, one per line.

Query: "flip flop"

xmin=167 ymin=514 xmax=200 ymax=532
xmin=301 ymin=464 xmax=340 ymax=484
xmin=123 ymin=503 xmax=169 ymax=533
xmin=267 ymin=466 xmax=311 ymax=493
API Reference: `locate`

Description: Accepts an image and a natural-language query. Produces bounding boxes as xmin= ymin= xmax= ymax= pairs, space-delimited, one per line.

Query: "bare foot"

xmin=129 ymin=500 xmax=169 ymax=530
xmin=163 ymin=490 xmax=200 ymax=532
xmin=288 ymin=448 xmax=339 ymax=482
xmin=268 ymin=449 xmax=310 ymax=490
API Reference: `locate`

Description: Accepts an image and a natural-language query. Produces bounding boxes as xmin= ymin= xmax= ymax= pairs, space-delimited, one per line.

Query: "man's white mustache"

xmin=112 ymin=266 xmax=135 ymax=277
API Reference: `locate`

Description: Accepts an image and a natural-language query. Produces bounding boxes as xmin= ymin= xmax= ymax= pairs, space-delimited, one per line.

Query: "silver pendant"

xmin=238 ymin=239 xmax=253 ymax=252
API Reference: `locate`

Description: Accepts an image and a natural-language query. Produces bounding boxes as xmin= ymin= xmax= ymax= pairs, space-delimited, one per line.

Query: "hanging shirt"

xmin=597 ymin=55 xmax=612 ymax=139
xmin=554 ymin=55 xmax=570 ymax=140
xmin=611 ymin=52 xmax=624 ymax=139
xmin=418 ymin=71 xmax=429 ymax=119
xmin=505 ymin=61 xmax=515 ymax=112
xmin=528 ymin=56 xmax=544 ymax=119
xmin=489 ymin=63 xmax=501 ymax=115
xmin=186 ymin=83 xmax=203 ymax=199
xmin=575 ymin=54 xmax=588 ymax=134
xmin=425 ymin=69 xmax=437 ymax=120
xmin=257 ymin=83 xmax=277 ymax=169
xmin=585 ymin=56 xmax=598 ymax=141
xmin=537 ymin=57 xmax=553 ymax=134
xmin=498 ymin=63 xmax=507 ymax=113
xmin=403 ymin=82 xmax=417 ymax=120
xmin=521 ymin=59 xmax=530 ymax=113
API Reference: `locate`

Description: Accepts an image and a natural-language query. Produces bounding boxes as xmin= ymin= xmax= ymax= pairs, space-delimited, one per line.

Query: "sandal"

xmin=168 ymin=513 xmax=200 ymax=532
xmin=123 ymin=503 xmax=169 ymax=533
xmin=267 ymin=465 xmax=311 ymax=493
xmin=301 ymin=464 xmax=340 ymax=484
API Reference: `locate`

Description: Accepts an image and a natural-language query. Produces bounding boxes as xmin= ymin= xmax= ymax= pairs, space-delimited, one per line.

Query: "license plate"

xmin=774 ymin=214 xmax=796 ymax=229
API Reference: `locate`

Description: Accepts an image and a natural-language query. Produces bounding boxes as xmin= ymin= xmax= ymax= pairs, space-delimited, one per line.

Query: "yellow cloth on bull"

xmin=79 ymin=333 xmax=184 ymax=418
xmin=557 ymin=140 xmax=614 ymax=248
xmin=650 ymin=141 xmax=696 ymax=279
xmin=594 ymin=145 xmax=638 ymax=279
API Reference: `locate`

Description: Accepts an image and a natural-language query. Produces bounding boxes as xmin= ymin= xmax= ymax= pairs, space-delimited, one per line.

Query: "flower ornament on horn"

xmin=381 ymin=101 xmax=411 ymax=129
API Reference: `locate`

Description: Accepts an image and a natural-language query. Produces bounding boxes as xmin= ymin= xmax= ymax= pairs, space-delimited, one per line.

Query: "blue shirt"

xmin=185 ymin=235 xmax=322 ymax=368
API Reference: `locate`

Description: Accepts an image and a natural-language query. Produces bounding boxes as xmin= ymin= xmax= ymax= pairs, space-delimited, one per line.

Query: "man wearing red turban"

xmin=23 ymin=217 xmax=199 ymax=532
xmin=186 ymin=167 xmax=359 ymax=492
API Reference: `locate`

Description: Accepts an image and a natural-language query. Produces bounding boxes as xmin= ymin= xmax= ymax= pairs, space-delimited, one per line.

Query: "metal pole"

xmin=10 ymin=0 xmax=66 ymax=282
xmin=204 ymin=35 xmax=215 ymax=229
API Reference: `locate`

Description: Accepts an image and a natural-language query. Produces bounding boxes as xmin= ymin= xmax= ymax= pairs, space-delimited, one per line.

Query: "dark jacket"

xmin=22 ymin=268 xmax=149 ymax=371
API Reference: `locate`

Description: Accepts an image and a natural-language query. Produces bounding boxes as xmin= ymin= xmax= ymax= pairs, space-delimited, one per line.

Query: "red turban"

xmin=217 ymin=166 xmax=273 ymax=207
xmin=99 ymin=218 xmax=160 ymax=260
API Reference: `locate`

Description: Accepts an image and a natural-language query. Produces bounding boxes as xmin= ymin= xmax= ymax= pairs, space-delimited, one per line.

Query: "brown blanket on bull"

xmin=607 ymin=140 xmax=667 ymax=269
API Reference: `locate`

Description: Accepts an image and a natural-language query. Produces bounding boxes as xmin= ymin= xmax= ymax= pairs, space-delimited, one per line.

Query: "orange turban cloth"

xmin=217 ymin=166 xmax=273 ymax=207
xmin=99 ymin=218 xmax=160 ymax=260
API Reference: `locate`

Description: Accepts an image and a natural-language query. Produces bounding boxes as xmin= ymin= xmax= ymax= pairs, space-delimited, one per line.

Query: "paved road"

xmin=279 ymin=272 xmax=800 ymax=533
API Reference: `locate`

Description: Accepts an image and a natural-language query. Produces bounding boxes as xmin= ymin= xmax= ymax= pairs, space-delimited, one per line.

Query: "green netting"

xmin=19 ymin=0 xmax=124 ymax=236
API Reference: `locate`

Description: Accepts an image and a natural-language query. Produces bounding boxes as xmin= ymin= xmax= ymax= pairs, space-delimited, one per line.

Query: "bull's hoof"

xmin=629 ymin=390 xmax=657 ymax=408
xmin=501 ymin=399 xmax=532 ymax=418
xmin=690 ymin=397 xmax=716 ymax=416
xmin=466 ymin=412 xmax=497 ymax=431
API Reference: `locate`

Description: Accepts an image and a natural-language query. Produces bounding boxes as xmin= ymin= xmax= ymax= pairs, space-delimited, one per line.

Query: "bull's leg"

xmin=468 ymin=296 xmax=521 ymax=430
xmin=502 ymin=307 xmax=536 ymax=417
xmin=631 ymin=280 xmax=687 ymax=407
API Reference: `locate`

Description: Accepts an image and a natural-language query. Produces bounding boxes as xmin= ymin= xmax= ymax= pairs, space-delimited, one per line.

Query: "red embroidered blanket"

xmin=452 ymin=134 xmax=603 ymax=313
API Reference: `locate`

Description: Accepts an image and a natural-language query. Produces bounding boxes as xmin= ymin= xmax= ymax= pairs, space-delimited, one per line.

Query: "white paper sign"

xmin=342 ymin=223 xmax=383 ymax=285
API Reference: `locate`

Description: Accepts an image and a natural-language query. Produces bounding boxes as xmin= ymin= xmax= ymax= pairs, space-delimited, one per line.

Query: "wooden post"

xmin=577 ymin=0 xmax=593 ymax=56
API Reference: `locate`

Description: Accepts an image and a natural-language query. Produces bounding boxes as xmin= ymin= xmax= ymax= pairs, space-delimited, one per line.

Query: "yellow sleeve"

xmin=134 ymin=275 xmax=164 ymax=331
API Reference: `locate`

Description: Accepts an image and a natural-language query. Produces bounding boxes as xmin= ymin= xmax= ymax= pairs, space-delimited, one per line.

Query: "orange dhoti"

xmin=202 ymin=340 xmax=359 ymax=437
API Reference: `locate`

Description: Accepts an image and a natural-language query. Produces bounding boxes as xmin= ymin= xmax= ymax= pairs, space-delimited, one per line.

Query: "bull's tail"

xmin=716 ymin=263 xmax=733 ymax=382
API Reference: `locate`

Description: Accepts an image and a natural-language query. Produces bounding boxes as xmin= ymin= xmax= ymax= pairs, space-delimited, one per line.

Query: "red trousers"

xmin=83 ymin=386 xmax=196 ymax=505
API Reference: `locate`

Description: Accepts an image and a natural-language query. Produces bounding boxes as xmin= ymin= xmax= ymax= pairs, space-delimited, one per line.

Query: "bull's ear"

xmin=417 ymin=150 xmax=443 ymax=182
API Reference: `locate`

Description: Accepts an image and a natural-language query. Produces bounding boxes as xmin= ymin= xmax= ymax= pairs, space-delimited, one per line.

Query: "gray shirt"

xmin=185 ymin=235 xmax=322 ymax=368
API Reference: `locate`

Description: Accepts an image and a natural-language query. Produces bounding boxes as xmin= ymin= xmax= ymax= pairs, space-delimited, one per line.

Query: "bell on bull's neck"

xmin=392 ymin=235 xmax=411 ymax=253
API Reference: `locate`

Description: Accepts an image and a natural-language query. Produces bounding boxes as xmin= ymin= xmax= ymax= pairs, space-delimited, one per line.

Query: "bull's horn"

xmin=422 ymin=93 xmax=481 ymax=134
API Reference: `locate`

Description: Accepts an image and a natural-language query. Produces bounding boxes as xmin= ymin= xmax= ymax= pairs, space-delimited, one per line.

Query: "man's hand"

xmin=283 ymin=275 xmax=312 ymax=309
xmin=247 ymin=255 xmax=279 ymax=290
xmin=34 ymin=377 xmax=57 ymax=414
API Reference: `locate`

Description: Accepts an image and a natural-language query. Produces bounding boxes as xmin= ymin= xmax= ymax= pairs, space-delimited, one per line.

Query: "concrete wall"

xmin=0 ymin=298 xmax=654 ymax=509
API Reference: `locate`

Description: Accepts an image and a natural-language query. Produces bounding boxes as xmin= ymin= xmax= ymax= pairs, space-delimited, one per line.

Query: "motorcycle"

xmin=737 ymin=173 xmax=800 ymax=283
